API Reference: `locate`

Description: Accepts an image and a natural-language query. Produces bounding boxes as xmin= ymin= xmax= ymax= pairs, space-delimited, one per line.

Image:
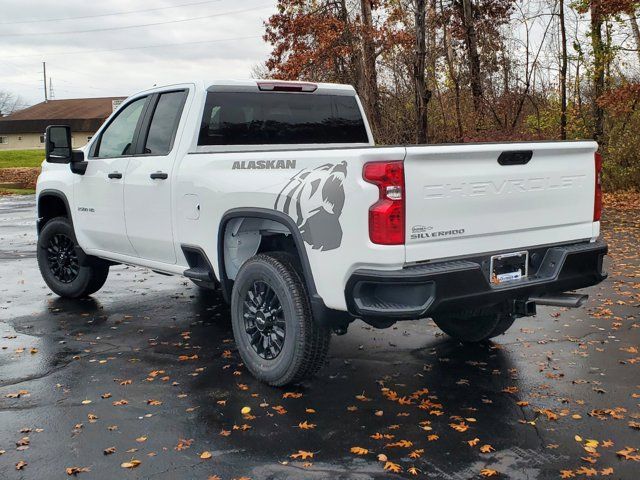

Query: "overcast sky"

xmin=1 ymin=0 xmax=277 ymax=106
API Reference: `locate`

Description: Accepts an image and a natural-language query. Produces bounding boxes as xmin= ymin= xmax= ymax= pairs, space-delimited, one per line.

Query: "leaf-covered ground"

xmin=0 ymin=150 xmax=43 ymax=194
xmin=0 ymin=168 xmax=39 ymax=195
xmin=0 ymin=194 xmax=638 ymax=479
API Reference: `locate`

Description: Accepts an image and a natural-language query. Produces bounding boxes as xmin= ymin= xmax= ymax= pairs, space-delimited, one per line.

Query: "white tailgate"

xmin=404 ymin=142 xmax=598 ymax=263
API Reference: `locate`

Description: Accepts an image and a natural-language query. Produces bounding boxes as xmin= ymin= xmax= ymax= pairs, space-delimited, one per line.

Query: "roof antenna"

xmin=49 ymin=78 xmax=55 ymax=100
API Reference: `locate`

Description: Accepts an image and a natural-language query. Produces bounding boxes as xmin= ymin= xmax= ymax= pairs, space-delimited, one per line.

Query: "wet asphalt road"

xmin=0 ymin=195 xmax=638 ymax=480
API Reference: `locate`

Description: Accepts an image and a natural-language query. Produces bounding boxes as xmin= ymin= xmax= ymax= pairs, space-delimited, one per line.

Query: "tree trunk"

xmin=459 ymin=0 xmax=483 ymax=127
xmin=426 ymin=0 xmax=437 ymax=139
xmin=500 ymin=37 xmax=510 ymax=125
xmin=414 ymin=0 xmax=431 ymax=143
xmin=629 ymin=9 xmax=640 ymax=66
xmin=441 ymin=0 xmax=464 ymax=141
xmin=591 ymin=3 xmax=605 ymax=142
xmin=360 ymin=0 xmax=381 ymax=135
xmin=338 ymin=0 xmax=362 ymax=94
xmin=559 ymin=0 xmax=568 ymax=140
xmin=574 ymin=61 xmax=581 ymax=114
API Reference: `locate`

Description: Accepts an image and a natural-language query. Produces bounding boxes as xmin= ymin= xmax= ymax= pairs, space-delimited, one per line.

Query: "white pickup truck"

xmin=36 ymin=80 xmax=608 ymax=385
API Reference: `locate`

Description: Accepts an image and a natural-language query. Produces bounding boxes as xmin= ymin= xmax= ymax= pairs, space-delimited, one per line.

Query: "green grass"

xmin=0 ymin=187 xmax=36 ymax=195
xmin=0 ymin=149 xmax=45 ymax=169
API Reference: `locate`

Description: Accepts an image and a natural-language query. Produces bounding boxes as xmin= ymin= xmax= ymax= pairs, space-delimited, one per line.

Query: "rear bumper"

xmin=345 ymin=240 xmax=608 ymax=321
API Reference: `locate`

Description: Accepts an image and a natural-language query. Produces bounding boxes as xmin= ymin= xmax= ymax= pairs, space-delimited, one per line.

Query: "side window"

xmin=95 ymin=97 xmax=147 ymax=158
xmin=143 ymin=91 xmax=187 ymax=155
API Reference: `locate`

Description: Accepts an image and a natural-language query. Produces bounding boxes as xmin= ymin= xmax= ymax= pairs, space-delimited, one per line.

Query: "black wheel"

xmin=37 ymin=217 xmax=109 ymax=299
xmin=231 ymin=252 xmax=331 ymax=386
xmin=433 ymin=309 xmax=516 ymax=343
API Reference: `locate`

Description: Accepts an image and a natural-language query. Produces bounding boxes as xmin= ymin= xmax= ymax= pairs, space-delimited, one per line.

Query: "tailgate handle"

xmin=498 ymin=150 xmax=533 ymax=166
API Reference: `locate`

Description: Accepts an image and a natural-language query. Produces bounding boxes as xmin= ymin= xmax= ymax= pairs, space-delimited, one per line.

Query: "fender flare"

xmin=37 ymin=189 xmax=73 ymax=234
xmin=218 ymin=208 xmax=318 ymax=300
xmin=217 ymin=207 xmax=351 ymax=328
xmin=36 ymin=189 xmax=108 ymax=268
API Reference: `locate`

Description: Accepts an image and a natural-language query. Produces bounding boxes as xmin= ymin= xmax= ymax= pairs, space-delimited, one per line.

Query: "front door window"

xmin=95 ymin=97 xmax=146 ymax=158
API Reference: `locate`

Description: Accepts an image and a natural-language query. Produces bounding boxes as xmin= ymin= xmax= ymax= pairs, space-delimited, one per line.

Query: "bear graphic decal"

xmin=275 ymin=162 xmax=347 ymax=251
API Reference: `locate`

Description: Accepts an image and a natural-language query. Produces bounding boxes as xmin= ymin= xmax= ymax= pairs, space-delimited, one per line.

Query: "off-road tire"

xmin=230 ymin=252 xmax=331 ymax=386
xmin=37 ymin=217 xmax=109 ymax=299
xmin=433 ymin=309 xmax=516 ymax=343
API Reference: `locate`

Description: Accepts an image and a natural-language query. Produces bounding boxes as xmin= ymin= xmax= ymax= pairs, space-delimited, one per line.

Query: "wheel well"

xmin=222 ymin=217 xmax=301 ymax=282
xmin=218 ymin=208 xmax=352 ymax=331
xmin=257 ymin=232 xmax=298 ymax=256
xmin=38 ymin=193 xmax=69 ymax=233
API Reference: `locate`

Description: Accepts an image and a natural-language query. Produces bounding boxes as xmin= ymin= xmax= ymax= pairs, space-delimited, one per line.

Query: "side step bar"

xmin=184 ymin=267 xmax=215 ymax=282
xmin=181 ymin=245 xmax=217 ymax=283
xmin=529 ymin=293 xmax=588 ymax=309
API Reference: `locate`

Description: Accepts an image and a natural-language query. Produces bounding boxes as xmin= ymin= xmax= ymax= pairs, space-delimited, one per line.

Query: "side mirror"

xmin=45 ymin=125 xmax=72 ymax=164
xmin=45 ymin=125 xmax=87 ymax=174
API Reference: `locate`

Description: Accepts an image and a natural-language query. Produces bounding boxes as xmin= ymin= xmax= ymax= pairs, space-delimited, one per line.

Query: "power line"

xmin=0 ymin=5 xmax=270 ymax=37
xmin=0 ymin=0 xmax=224 ymax=25
xmin=3 ymin=59 xmax=34 ymax=75
xmin=4 ymin=35 xmax=261 ymax=58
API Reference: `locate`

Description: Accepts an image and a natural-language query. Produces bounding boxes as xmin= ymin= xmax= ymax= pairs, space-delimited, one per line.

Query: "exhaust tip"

xmin=530 ymin=293 xmax=589 ymax=309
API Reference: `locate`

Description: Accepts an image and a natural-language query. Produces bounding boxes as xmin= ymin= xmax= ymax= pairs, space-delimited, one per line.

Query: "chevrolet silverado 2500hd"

xmin=36 ymin=80 xmax=608 ymax=386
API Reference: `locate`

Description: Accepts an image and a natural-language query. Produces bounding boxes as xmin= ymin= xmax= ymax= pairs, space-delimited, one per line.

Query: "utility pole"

xmin=43 ymin=61 xmax=48 ymax=102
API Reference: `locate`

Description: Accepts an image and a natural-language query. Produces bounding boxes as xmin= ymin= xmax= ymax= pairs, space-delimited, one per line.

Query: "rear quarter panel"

xmin=174 ymin=147 xmax=406 ymax=311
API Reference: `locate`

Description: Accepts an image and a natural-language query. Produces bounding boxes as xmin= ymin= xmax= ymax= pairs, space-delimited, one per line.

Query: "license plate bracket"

xmin=490 ymin=251 xmax=529 ymax=285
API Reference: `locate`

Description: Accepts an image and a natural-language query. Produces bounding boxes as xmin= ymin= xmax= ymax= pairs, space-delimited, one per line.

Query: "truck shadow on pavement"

xmin=2 ymin=252 xmax=639 ymax=479
xmin=1 ymin=283 xmax=535 ymax=479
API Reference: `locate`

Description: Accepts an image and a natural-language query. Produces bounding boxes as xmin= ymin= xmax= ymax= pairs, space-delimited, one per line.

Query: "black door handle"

xmin=150 ymin=172 xmax=168 ymax=180
xmin=108 ymin=172 xmax=122 ymax=179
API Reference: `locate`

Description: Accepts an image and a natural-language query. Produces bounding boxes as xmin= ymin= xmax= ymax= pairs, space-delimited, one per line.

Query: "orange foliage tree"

xmin=262 ymin=0 xmax=640 ymax=189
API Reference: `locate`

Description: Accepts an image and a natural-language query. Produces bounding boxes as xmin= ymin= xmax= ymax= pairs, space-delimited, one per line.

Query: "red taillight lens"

xmin=257 ymin=81 xmax=318 ymax=92
xmin=594 ymin=152 xmax=603 ymax=222
xmin=363 ymin=161 xmax=405 ymax=245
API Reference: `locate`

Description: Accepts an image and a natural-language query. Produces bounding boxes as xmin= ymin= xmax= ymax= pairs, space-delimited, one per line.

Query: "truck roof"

xmin=204 ymin=79 xmax=357 ymax=96
xmin=133 ymin=79 xmax=357 ymax=98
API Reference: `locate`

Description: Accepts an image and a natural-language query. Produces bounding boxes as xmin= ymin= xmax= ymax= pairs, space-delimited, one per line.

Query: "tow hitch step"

xmin=529 ymin=293 xmax=589 ymax=309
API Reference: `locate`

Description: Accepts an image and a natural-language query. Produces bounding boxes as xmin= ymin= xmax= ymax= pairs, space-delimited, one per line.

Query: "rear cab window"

xmin=198 ymin=91 xmax=369 ymax=146
xmin=142 ymin=90 xmax=188 ymax=156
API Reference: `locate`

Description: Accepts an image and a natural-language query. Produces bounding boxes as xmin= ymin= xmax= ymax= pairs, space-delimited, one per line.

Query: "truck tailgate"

xmin=404 ymin=142 xmax=599 ymax=263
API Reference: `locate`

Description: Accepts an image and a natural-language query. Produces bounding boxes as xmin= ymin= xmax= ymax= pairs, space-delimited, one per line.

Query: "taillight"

xmin=363 ymin=161 xmax=405 ymax=245
xmin=257 ymin=81 xmax=318 ymax=92
xmin=594 ymin=152 xmax=603 ymax=221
